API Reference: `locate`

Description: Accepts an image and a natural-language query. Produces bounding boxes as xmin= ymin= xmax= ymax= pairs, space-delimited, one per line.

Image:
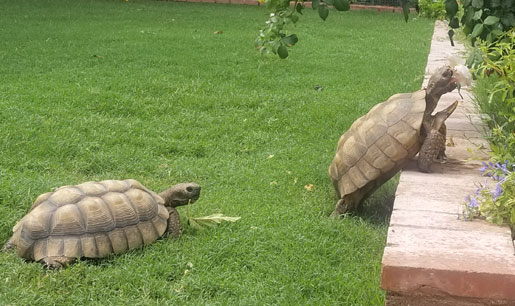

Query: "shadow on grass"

xmin=356 ymin=193 xmax=395 ymax=226
xmin=355 ymin=178 xmax=399 ymax=226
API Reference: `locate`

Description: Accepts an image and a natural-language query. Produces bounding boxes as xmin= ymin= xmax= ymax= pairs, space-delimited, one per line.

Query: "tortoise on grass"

xmin=2 ymin=179 xmax=200 ymax=269
xmin=329 ymin=66 xmax=459 ymax=217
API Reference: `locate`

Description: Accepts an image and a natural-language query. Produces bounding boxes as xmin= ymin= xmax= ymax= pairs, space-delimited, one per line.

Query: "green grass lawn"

xmin=0 ymin=0 xmax=434 ymax=304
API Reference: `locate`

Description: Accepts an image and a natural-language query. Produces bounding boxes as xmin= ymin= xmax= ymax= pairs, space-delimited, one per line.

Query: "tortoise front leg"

xmin=41 ymin=256 xmax=77 ymax=269
xmin=418 ymin=130 xmax=443 ymax=173
xmin=418 ymin=102 xmax=458 ymax=173
xmin=166 ymin=207 xmax=181 ymax=238
xmin=1 ymin=236 xmax=15 ymax=252
xmin=435 ymin=123 xmax=448 ymax=162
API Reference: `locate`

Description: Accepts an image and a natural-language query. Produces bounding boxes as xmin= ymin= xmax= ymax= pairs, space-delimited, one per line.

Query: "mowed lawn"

xmin=0 ymin=1 xmax=434 ymax=304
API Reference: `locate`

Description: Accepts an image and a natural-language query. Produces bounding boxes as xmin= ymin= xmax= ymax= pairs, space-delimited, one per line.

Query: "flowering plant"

xmin=463 ymin=161 xmax=515 ymax=226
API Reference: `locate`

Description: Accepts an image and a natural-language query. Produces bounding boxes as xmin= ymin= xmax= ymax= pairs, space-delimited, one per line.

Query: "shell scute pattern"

xmin=330 ymin=90 xmax=426 ymax=197
xmin=14 ymin=179 xmax=169 ymax=261
xmin=51 ymin=204 xmax=85 ymax=235
xmin=76 ymin=196 xmax=115 ymax=233
xmin=102 ymin=192 xmax=139 ymax=228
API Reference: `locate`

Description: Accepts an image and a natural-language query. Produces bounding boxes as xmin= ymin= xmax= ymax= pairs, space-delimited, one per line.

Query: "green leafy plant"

xmin=463 ymin=162 xmax=515 ymax=229
xmin=474 ymin=30 xmax=515 ymax=163
xmin=418 ymin=0 xmax=446 ymax=19
xmin=463 ymin=30 xmax=515 ymax=230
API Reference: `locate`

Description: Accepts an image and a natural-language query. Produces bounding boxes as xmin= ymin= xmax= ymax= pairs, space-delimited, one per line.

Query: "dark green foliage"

xmin=418 ymin=0 xmax=447 ymax=19
xmin=445 ymin=0 xmax=514 ymax=44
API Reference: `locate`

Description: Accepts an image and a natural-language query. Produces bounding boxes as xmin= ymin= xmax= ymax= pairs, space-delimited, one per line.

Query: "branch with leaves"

xmin=445 ymin=0 xmax=514 ymax=46
xmin=256 ymin=0 xmax=350 ymax=58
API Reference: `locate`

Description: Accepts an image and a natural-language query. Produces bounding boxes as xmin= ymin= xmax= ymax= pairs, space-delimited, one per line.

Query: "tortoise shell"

xmin=329 ymin=90 xmax=426 ymax=198
xmin=11 ymin=179 xmax=169 ymax=261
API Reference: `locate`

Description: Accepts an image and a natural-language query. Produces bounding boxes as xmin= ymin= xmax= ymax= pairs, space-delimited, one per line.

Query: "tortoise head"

xmin=160 ymin=183 xmax=201 ymax=207
xmin=432 ymin=101 xmax=458 ymax=131
xmin=426 ymin=66 xmax=458 ymax=100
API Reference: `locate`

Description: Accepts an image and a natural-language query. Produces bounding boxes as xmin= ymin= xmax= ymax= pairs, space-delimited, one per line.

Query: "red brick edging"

xmin=160 ymin=0 xmax=416 ymax=13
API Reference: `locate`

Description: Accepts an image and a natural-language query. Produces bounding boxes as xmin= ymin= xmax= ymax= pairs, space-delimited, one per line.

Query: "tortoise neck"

xmin=159 ymin=188 xmax=178 ymax=207
xmin=425 ymin=90 xmax=440 ymax=116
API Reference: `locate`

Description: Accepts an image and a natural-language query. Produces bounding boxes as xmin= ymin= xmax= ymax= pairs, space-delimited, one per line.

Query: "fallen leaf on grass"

xmin=214 ymin=31 xmax=223 ymax=34
xmin=188 ymin=214 xmax=241 ymax=230
xmin=304 ymin=184 xmax=314 ymax=191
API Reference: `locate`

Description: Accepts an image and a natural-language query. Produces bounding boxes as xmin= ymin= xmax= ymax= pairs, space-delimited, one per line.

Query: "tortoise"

xmin=417 ymin=101 xmax=458 ymax=173
xmin=328 ymin=66 xmax=458 ymax=217
xmin=1 ymin=179 xmax=201 ymax=268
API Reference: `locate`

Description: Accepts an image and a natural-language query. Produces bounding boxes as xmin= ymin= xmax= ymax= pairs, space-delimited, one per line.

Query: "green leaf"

xmin=289 ymin=14 xmax=299 ymax=24
xmin=445 ymin=0 xmax=458 ymax=17
xmin=472 ymin=0 xmax=483 ymax=8
xmin=501 ymin=13 xmax=515 ymax=27
xmin=473 ymin=9 xmax=483 ymax=20
xmin=490 ymin=0 xmax=501 ymax=7
xmin=318 ymin=4 xmax=329 ymax=20
xmin=333 ymin=0 xmax=350 ymax=11
xmin=462 ymin=7 xmax=475 ymax=25
xmin=277 ymin=45 xmax=288 ymax=59
xmin=190 ymin=214 xmax=241 ymax=228
xmin=450 ymin=17 xmax=460 ymax=28
xmin=463 ymin=0 xmax=472 ymax=6
xmin=295 ymin=2 xmax=303 ymax=14
xmin=462 ymin=24 xmax=472 ymax=35
xmin=281 ymin=34 xmax=298 ymax=46
xmin=486 ymin=32 xmax=493 ymax=43
xmin=491 ymin=29 xmax=504 ymax=37
xmin=187 ymin=218 xmax=204 ymax=230
xmin=484 ymin=16 xmax=500 ymax=25
xmin=471 ymin=23 xmax=484 ymax=38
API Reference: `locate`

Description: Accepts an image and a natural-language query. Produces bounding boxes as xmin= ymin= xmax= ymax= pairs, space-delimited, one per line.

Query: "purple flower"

xmin=467 ymin=196 xmax=479 ymax=208
xmin=479 ymin=161 xmax=488 ymax=175
xmin=492 ymin=183 xmax=503 ymax=201
xmin=500 ymin=161 xmax=511 ymax=175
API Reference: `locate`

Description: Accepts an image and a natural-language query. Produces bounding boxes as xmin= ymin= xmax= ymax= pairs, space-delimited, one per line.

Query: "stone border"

xmin=380 ymin=21 xmax=515 ymax=306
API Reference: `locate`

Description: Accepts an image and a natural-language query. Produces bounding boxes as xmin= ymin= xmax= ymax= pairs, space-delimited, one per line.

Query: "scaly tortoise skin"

xmin=2 ymin=179 xmax=200 ymax=268
xmin=329 ymin=66 xmax=458 ymax=217
xmin=417 ymin=101 xmax=458 ymax=173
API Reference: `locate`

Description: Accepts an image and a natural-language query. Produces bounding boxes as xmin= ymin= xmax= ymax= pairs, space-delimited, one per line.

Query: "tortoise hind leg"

xmin=41 ymin=256 xmax=77 ymax=269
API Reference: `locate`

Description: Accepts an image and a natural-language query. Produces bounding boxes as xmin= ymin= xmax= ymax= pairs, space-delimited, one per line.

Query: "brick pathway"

xmin=380 ymin=21 xmax=515 ymax=305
